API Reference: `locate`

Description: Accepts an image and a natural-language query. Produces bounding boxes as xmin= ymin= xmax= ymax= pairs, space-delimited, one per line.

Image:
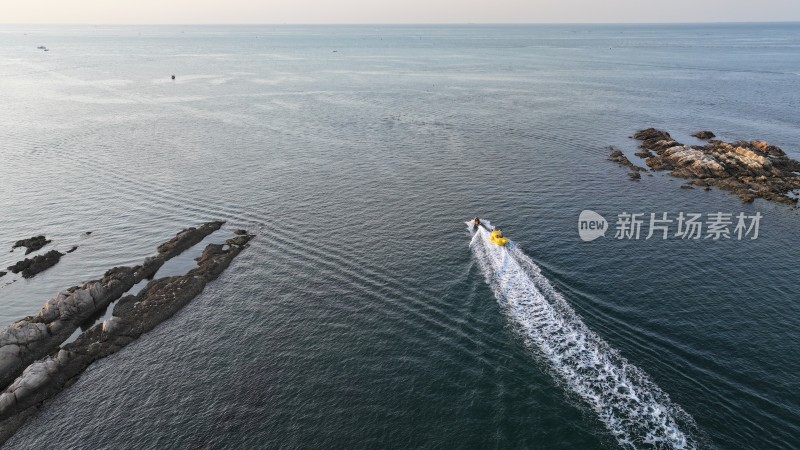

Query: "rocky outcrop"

xmin=11 ymin=236 xmax=50 ymax=255
xmin=633 ymin=128 xmax=672 ymax=143
xmin=0 ymin=221 xmax=224 ymax=392
xmin=693 ymin=130 xmax=716 ymax=140
xmin=631 ymin=129 xmax=800 ymax=205
xmin=609 ymin=147 xmax=648 ymax=175
xmin=7 ymin=250 xmax=64 ymax=279
xmin=0 ymin=233 xmax=253 ymax=443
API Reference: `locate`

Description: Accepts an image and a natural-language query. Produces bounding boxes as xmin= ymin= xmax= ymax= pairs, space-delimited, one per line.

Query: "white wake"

xmin=468 ymin=220 xmax=697 ymax=449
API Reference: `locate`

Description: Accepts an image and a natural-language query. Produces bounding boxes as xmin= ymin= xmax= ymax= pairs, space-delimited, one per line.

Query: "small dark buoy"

xmin=171 ymin=75 xmax=176 ymax=80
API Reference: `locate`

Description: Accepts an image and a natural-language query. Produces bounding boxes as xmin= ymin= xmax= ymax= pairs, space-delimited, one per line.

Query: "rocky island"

xmin=0 ymin=222 xmax=253 ymax=444
xmin=611 ymin=128 xmax=800 ymax=205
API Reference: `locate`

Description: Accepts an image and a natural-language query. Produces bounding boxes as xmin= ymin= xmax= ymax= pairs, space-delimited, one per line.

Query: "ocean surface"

xmin=1 ymin=24 xmax=799 ymax=449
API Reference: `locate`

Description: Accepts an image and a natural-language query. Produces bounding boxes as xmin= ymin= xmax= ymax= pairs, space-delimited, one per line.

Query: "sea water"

xmin=1 ymin=24 xmax=799 ymax=448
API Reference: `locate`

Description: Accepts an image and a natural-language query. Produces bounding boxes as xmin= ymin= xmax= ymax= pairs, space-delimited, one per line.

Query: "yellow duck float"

xmin=490 ymin=229 xmax=509 ymax=246
xmin=473 ymin=217 xmax=509 ymax=246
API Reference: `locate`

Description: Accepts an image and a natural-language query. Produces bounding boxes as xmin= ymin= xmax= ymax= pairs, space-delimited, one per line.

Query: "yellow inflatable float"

xmin=490 ymin=229 xmax=509 ymax=246
xmin=472 ymin=218 xmax=510 ymax=246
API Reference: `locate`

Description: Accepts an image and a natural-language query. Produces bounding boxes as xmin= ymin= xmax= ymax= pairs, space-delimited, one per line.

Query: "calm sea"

xmin=1 ymin=24 xmax=799 ymax=449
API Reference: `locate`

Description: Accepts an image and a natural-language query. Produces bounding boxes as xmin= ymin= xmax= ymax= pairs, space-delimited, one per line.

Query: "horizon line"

xmin=2 ymin=20 xmax=800 ymax=26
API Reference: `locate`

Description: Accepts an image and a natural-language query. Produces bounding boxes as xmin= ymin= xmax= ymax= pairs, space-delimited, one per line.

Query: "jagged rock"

xmin=12 ymin=236 xmax=50 ymax=255
xmin=609 ymin=147 xmax=648 ymax=172
xmin=630 ymin=129 xmax=800 ymax=205
xmin=628 ymin=172 xmax=641 ymax=180
xmin=692 ymin=130 xmax=716 ymax=140
xmin=66 ymin=246 xmax=78 ymax=254
xmin=633 ymin=128 xmax=671 ymax=141
xmin=234 ymin=229 xmax=248 ymax=235
xmin=7 ymin=261 xmax=30 ymax=274
xmin=0 ymin=221 xmax=226 ymax=394
xmin=663 ymin=146 xmax=728 ymax=178
xmin=0 ymin=272 xmax=5 ymax=278
xmin=7 ymin=250 xmax=64 ymax=279
xmin=0 ymin=233 xmax=253 ymax=436
xmin=156 ymin=221 xmax=224 ymax=259
xmin=21 ymin=251 xmax=63 ymax=279
xmin=225 ymin=235 xmax=252 ymax=247
xmin=645 ymin=156 xmax=675 ymax=171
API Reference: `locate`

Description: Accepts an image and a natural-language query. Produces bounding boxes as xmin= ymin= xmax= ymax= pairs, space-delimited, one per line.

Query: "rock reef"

xmin=0 ymin=221 xmax=224 ymax=393
xmin=0 ymin=222 xmax=254 ymax=445
xmin=609 ymin=147 xmax=648 ymax=181
xmin=0 ymin=227 xmax=252 ymax=444
xmin=613 ymin=128 xmax=800 ymax=205
xmin=7 ymin=250 xmax=64 ymax=279
xmin=692 ymin=130 xmax=716 ymax=140
xmin=11 ymin=236 xmax=50 ymax=255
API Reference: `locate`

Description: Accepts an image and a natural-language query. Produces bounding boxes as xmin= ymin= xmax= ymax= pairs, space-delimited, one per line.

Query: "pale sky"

xmin=3 ymin=0 xmax=800 ymax=24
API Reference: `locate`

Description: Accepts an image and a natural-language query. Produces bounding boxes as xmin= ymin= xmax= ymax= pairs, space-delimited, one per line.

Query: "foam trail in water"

xmin=467 ymin=220 xmax=697 ymax=449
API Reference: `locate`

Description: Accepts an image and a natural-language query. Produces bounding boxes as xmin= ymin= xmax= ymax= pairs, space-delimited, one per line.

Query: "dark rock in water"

xmin=692 ymin=130 xmax=716 ymax=140
xmin=634 ymin=149 xmax=653 ymax=158
xmin=7 ymin=250 xmax=63 ymax=279
xmin=66 ymin=246 xmax=78 ymax=254
xmin=633 ymin=128 xmax=677 ymax=152
xmin=12 ymin=236 xmax=50 ymax=255
xmin=156 ymin=221 xmax=224 ymax=260
xmin=7 ymin=260 xmax=30 ymax=274
xmin=0 ymin=271 xmax=6 ymax=278
xmin=633 ymin=128 xmax=672 ymax=141
xmin=84 ymin=231 xmax=92 ymax=236
xmin=630 ymin=128 xmax=800 ymax=205
xmin=0 ymin=232 xmax=253 ymax=439
xmin=680 ymin=184 xmax=694 ymax=189
xmin=21 ymin=251 xmax=63 ymax=279
xmin=234 ymin=229 xmax=248 ymax=235
xmin=628 ymin=172 xmax=641 ymax=180
xmin=225 ymin=235 xmax=251 ymax=247
xmin=609 ymin=147 xmax=648 ymax=172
